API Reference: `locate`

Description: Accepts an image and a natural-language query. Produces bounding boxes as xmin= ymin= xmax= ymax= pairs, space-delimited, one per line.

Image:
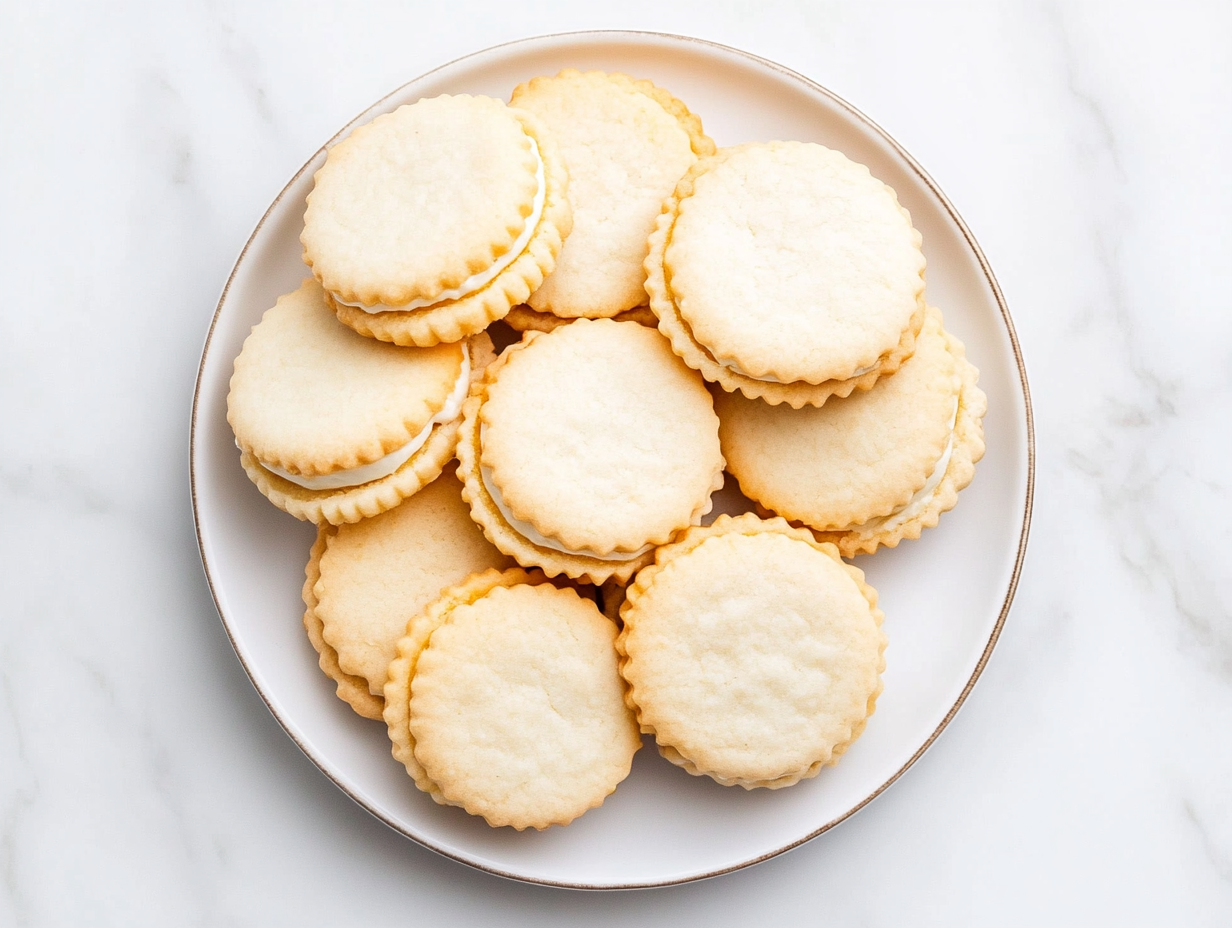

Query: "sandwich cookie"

xmin=456 ymin=319 xmax=725 ymax=584
xmin=301 ymin=94 xmax=572 ymax=347
xmin=645 ymin=141 xmax=927 ymax=408
xmin=227 ymin=279 xmax=493 ymax=525
xmin=617 ymin=513 xmax=886 ymax=789
xmin=383 ymin=568 xmax=641 ymax=830
xmin=301 ymin=462 xmax=515 ymax=720
xmin=715 ymin=307 xmax=986 ymax=556
xmin=509 ymin=69 xmax=714 ymax=320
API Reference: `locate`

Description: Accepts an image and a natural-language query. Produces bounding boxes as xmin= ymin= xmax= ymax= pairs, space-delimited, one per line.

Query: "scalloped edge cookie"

xmin=305 ymin=97 xmax=573 ymax=346
xmin=617 ymin=513 xmax=886 ymax=789
xmin=456 ymin=322 xmax=724 ymax=581
xmin=383 ymin=568 xmax=639 ymax=829
xmin=236 ymin=332 xmax=494 ymax=525
xmin=645 ymin=143 xmax=926 ymax=408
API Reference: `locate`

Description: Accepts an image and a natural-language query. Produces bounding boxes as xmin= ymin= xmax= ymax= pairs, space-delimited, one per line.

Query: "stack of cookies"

xmin=227 ymin=69 xmax=985 ymax=831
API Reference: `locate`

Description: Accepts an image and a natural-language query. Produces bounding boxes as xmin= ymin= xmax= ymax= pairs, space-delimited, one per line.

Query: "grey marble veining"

xmin=2 ymin=0 xmax=1230 ymax=924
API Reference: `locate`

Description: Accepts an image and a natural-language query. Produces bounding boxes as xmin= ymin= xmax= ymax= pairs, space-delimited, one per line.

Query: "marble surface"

xmin=2 ymin=1 xmax=1229 ymax=923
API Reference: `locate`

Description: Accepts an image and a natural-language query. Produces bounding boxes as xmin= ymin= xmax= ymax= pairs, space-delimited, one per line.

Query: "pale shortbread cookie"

xmin=228 ymin=279 xmax=494 ymax=524
xmin=302 ymin=523 xmax=384 ymax=720
xmin=618 ymin=513 xmax=886 ymax=789
xmin=717 ymin=307 xmax=987 ymax=556
xmin=504 ymin=304 xmax=657 ymax=333
xmin=646 ymin=142 xmax=926 ymax=407
xmin=304 ymin=462 xmax=514 ymax=717
xmin=302 ymin=95 xmax=572 ymax=346
xmin=456 ymin=319 xmax=725 ymax=583
xmin=509 ymin=70 xmax=714 ymax=319
xmin=383 ymin=569 xmax=640 ymax=830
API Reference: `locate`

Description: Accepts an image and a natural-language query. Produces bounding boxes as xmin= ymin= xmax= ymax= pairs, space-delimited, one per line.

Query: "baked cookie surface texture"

xmin=301 ymin=94 xmax=572 ymax=346
xmin=383 ymin=568 xmax=641 ymax=830
xmin=716 ymin=306 xmax=987 ymax=555
xmin=618 ymin=513 xmax=886 ymax=789
xmin=301 ymin=462 xmax=515 ymax=719
xmin=510 ymin=70 xmax=714 ymax=319
xmin=646 ymin=141 xmax=927 ymax=407
xmin=457 ymin=318 xmax=724 ymax=584
xmin=227 ymin=279 xmax=491 ymax=524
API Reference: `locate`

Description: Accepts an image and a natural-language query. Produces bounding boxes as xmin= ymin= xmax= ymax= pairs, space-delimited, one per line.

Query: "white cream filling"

xmin=714 ymin=354 xmax=878 ymax=384
xmin=856 ymin=396 xmax=960 ymax=533
xmin=262 ymin=348 xmax=470 ymax=491
xmin=332 ymin=135 xmax=546 ymax=315
xmin=477 ymin=425 xmax=653 ymax=562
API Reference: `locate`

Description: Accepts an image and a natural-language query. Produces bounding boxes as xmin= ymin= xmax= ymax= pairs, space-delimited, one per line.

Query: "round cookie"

xmin=617 ymin=514 xmax=886 ymax=788
xmin=383 ymin=568 xmax=641 ymax=830
xmin=716 ymin=306 xmax=987 ymax=556
xmin=509 ymin=70 xmax=714 ymax=320
xmin=227 ymin=279 xmax=493 ymax=525
xmin=301 ymin=462 xmax=515 ymax=718
xmin=301 ymin=94 xmax=572 ymax=347
xmin=645 ymin=141 xmax=927 ymax=408
xmin=456 ymin=319 xmax=725 ymax=584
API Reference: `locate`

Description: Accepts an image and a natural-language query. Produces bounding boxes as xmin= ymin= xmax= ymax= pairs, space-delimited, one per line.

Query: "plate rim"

xmin=189 ymin=28 xmax=1035 ymax=890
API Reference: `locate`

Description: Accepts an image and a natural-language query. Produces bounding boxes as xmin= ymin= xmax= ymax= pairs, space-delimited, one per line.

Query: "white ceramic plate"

xmin=191 ymin=31 xmax=1033 ymax=889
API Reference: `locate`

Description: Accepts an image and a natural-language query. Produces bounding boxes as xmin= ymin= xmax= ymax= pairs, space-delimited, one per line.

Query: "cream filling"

xmin=856 ymin=396 xmax=960 ymax=533
xmin=714 ymin=353 xmax=878 ymax=384
xmin=331 ymin=136 xmax=546 ymax=314
xmin=261 ymin=348 xmax=470 ymax=491
xmin=478 ymin=425 xmax=652 ymax=562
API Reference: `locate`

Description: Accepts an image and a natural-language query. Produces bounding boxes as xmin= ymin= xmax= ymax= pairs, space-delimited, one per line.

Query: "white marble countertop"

xmin=3 ymin=1 xmax=1230 ymax=923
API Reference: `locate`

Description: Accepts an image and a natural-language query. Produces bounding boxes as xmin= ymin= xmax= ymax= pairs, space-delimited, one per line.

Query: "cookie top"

xmin=473 ymin=319 xmax=724 ymax=558
xmin=646 ymin=142 xmax=926 ymax=406
xmin=717 ymin=306 xmax=979 ymax=543
xmin=228 ymin=279 xmax=467 ymax=478
xmin=510 ymin=70 xmax=714 ymax=319
xmin=384 ymin=569 xmax=641 ymax=830
xmin=617 ymin=514 xmax=886 ymax=788
xmin=312 ymin=462 xmax=514 ymax=701
xmin=301 ymin=95 xmax=573 ymax=346
xmin=304 ymin=94 xmax=541 ymax=308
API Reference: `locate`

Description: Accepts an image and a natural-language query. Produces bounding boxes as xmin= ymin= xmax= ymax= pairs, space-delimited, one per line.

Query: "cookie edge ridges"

xmin=302 ymin=524 xmax=385 ymax=720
